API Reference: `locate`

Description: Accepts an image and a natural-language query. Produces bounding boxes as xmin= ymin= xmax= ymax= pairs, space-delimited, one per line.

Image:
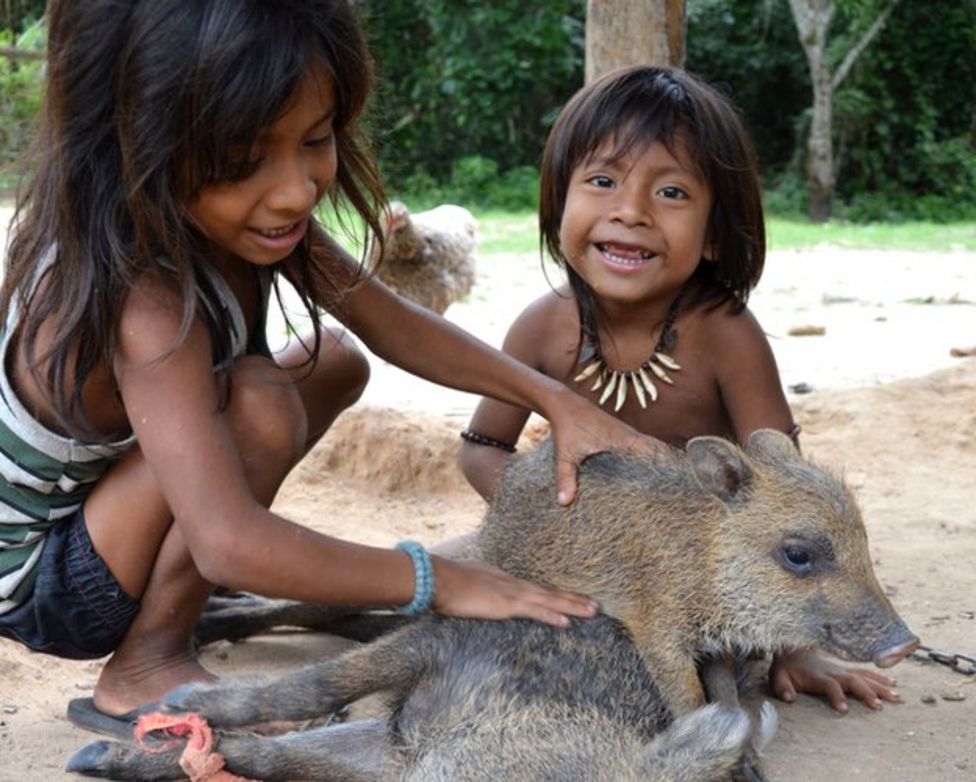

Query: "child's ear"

xmin=702 ymin=238 xmax=718 ymax=262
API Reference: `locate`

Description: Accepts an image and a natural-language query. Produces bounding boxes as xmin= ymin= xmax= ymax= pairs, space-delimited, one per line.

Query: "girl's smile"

xmin=594 ymin=241 xmax=658 ymax=269
xmin=246 ymin=218 xmax=310 ymax=249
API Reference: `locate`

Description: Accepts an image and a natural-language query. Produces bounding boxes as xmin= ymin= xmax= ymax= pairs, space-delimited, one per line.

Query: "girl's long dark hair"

xmin=2 ymin=0 xmax=384 ymax=439
xmin=539 ymin=66 xmax=765 ymax=357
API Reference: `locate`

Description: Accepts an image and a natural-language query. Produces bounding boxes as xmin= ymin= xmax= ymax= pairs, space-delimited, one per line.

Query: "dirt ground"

xmin=0 ymin=236 xmax=974 ymax=780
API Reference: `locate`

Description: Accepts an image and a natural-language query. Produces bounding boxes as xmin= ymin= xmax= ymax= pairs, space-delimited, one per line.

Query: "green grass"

xmin=472 ymin=209 xmax=976 ymax=254
xmin=766 ymin=215 xmax=976 ymax=252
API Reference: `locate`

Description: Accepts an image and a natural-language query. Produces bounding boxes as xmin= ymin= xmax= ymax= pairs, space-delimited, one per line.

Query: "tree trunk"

xmin=585 ymin=0 xmax=686 ymax=83
xmin=789 ymin=0 xmax=835 ymax=222
xmin=789 ymin=0 xmax=900 ymax=222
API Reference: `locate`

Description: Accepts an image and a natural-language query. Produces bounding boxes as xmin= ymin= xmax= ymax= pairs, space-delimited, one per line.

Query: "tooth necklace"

xmin=573 ymin=289 xmax=685 ymax=411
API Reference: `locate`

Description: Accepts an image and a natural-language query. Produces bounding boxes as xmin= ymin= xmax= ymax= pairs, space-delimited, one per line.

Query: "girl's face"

xmin=558 ymin=135 xmax=712 ymax=309
xmin=188 ymin=65 xmax=338 ymax=269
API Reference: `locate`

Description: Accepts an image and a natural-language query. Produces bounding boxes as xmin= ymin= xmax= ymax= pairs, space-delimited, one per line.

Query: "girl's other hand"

xmin=547 ymin=391 xmax=666 ymax=506
xmin=769 ymin=647 xmax=901 ymax=713
xmin=431 ymin=556 xmax=598 ymax=626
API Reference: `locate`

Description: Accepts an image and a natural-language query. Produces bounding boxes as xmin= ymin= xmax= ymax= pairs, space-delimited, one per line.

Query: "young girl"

xmin=0 ymin=0 xmax=654 ymax=730
xmin=459 ymin=66 xmax=901 ymax=715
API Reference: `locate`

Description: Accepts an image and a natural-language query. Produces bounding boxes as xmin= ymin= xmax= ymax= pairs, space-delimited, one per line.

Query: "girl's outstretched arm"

xmin=111 ymin=270 xmax=593 ymax=625
xmin=308 ymin=238 xmax=660 ymax=504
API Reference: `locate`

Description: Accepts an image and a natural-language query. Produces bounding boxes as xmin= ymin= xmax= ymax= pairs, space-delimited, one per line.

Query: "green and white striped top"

xmin=0 ymin=249 xmax=252 ymax=614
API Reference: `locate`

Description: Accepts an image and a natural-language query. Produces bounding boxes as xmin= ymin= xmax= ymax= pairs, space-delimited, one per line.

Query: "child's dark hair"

xmin=539 ymin=66 xmax=765 ymax=348
xmin=2 ymin=0 xmax=384 ymax=438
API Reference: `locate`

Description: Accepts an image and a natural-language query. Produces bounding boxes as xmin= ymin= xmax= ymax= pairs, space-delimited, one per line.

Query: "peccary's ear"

xmin=744 ymin=429 xmax=801 ymax=463
xmin=687 ymin=436 xmax=753 ymax=503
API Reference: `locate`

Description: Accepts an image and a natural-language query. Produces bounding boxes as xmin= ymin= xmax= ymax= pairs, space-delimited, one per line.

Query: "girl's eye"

xmin=586 ymin=175 xmax=614 ymax=189
xmin=658 ymin=186 xmax=688 ymax=200
xmin=306 ymin=132 xmax=335 ymax=149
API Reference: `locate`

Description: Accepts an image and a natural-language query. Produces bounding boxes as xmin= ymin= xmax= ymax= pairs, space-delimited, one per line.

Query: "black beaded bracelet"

xmin=460 ymin=429 xmax=517 ymax=453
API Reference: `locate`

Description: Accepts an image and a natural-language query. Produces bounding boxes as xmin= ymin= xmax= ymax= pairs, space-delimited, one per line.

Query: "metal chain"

xmin=910 ymin=644 xmax=976 ymax=676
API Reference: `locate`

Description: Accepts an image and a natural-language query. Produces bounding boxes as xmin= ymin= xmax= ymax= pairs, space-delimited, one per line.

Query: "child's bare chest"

xmin=566 ymin=366 xmax=733 ymax=447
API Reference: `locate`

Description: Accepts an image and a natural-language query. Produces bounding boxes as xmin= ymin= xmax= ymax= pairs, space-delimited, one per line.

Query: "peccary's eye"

xmin=781 ymin=544 xmax=814 ymax=575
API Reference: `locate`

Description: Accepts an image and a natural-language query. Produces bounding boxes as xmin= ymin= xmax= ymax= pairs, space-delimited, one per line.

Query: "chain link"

xmin=910 ymin=644 xmax=976 ymax=675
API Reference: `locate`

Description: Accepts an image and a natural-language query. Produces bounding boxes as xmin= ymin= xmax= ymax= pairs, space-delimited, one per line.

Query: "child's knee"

xmin=229 ymin=356 xmax=307 ymax=464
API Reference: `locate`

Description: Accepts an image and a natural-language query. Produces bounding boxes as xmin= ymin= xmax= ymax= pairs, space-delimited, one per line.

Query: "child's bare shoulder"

xmin=693 ymin=299 xmax=767 ymax=347
xmin=503 ymin=287 xmax=580 ymax=373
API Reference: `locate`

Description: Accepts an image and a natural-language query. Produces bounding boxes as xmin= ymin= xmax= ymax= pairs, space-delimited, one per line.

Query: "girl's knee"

xmin=325 ymin=334 xmax=370 ymax=408
xmin=228 ymin=356 xmax=307 ymax=465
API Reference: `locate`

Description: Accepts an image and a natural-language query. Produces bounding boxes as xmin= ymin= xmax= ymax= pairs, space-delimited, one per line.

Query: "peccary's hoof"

xmin=730 ymin=752 xmax=768 ymax=782
xmin=325 ymin=704 xmax=351 ymax=726
xmin=65 ymin=740 xmax=113 ymax=776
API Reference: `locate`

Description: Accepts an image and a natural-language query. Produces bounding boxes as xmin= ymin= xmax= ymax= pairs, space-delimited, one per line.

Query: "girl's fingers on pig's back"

xmin=431 ymin=559 xmax=597 ymax=625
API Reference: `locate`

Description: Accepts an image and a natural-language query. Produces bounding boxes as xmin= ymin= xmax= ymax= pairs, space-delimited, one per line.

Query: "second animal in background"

xmin=371 ymin=201 xmax=478 ymax=314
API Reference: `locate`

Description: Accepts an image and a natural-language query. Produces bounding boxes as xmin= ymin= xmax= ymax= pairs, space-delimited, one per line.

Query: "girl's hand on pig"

xmin=769 ymin=647 xmax=901 ymax=713
xmin=431 ymin=556 xmax=598 ymax=626
xmin=546 ymin=391 xmax=666 ymax=505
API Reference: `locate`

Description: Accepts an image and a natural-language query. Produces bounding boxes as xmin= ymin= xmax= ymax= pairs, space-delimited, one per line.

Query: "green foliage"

xmin=0 ymin=19 xmax=44 ymax=187
xmin=687 ymin=0 xmax=976 ymax=223
xmin=359 ymin=0 xmax=584 ymax=197
xmin=830 ymin=0 xmax=976 ymax=221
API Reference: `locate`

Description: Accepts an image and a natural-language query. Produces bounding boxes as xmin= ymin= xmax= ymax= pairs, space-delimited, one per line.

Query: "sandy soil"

xmin=0 ymin=231 xmax=974 ymax=780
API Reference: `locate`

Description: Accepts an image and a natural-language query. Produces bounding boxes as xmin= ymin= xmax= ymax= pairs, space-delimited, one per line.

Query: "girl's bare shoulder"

xmin=692 ymin=299 xmax=767 ymax=347
xmin=502 ymin=287 xmax=580 ymax=373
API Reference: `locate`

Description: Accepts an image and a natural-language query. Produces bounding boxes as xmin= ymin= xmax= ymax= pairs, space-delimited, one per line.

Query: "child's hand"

xmin=769 ymin=647 xmax=901 ymax=713
xmin=431 ymin=556 xmax=598 ymax=626
xmin=547 ymin=391 xmax=666 ymax=506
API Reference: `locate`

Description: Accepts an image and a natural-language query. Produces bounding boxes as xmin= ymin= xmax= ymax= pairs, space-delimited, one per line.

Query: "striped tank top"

xmin=0 ymin=249 xmax=256 ymax=614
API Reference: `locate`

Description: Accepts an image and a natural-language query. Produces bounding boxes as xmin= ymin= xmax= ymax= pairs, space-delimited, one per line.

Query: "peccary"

xmin=371 ymin=201 xmax=477 ymax=315
xmin=66 ymin=430 xmax=917 ymax=781
xmin=480 ymin=430 xmax=919 ymax=716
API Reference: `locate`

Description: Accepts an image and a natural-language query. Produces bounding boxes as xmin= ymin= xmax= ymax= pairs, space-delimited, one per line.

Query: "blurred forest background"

xmin=1 ymin=0 xmax=974 ymax=224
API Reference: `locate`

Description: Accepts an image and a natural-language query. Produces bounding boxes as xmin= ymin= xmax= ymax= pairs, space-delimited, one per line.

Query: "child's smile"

xmin=595 ymin=242 xmax=658 ymax=268
xmin=560 ymin=136 xmax=712 ymax=308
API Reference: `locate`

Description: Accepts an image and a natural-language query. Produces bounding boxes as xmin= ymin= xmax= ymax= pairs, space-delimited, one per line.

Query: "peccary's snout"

xmin=870 ymin=620 xmax=919 ymax=668
xmin=822 ymin=594 xmax=919 ymax=667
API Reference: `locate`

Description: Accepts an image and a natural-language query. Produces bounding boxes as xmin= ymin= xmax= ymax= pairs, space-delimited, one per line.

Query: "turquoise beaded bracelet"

xmin=395 ymin=540 xmax=436 ymax=614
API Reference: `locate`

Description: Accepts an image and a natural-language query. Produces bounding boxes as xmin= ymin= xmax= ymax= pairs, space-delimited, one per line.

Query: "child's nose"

xmin=609 ymin=191 xmax=652 ymax=227
xmin=267 ymin=157 xmax=318 ymax=214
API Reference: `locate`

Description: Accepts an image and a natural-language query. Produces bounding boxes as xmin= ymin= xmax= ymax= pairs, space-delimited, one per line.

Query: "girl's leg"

xmin=84 ymin=334 xmax=368 ymax=714
xmin=275 ymin=325 xmax=370 ymax=451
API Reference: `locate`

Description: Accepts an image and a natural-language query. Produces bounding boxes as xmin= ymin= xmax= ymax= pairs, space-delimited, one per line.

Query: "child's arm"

xmin=113 ymin=271 xmax=593 ymax=625
xmin=709 ymin=305 xmax=900 ymax=711
xmin=459 ymin=294 xmax=567 ymax=499
xmin=309 ymin=239 xmax=659 ymax=504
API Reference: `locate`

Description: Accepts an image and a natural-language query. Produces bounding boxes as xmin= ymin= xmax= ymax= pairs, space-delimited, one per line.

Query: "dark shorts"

xmin=0 ymin=508 xmax=140 ymax=659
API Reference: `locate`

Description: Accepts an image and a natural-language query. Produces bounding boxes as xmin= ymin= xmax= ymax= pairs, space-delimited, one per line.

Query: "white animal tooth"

xmin=632 ymin=372 xmax=647 ymax=408
xmin=590 ymin=373 xmax=604 ymax=391
xmin=598 ymin=372 xmax=618 ymax=406
xmin=614 ymin=374 xmax=628 ymax=412
xmin=648 ymin=361 xmax=674 ymax=384
xmin=638 ymin=367 xmax=659 ymax=401
xmin=654 ymin=351 xmax=681 ymax=371
xmin=574 ymin=361 xmax=601 ymax=382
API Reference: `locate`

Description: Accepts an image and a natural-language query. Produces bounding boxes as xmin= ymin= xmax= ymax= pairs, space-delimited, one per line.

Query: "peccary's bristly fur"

xmin=67 ymin=430 xmax=916 ymax=781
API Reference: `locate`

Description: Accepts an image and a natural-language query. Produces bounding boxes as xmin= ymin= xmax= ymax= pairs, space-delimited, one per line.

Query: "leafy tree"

xmin=360 ymin=0 xmax=585 ymax=199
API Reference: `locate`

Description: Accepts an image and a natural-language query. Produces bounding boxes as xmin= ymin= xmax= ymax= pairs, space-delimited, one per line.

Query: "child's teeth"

xmin=262 ymin=224 xmax=293 ymax=237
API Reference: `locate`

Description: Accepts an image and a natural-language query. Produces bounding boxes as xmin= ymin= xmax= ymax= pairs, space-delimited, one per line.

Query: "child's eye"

xmin=586 ymin=175 xmax=614 ymax=189
xmin=306 ymin=132 xmax=335 ymax=149
xmin=658 ymin=186 xmax=688 ymax=200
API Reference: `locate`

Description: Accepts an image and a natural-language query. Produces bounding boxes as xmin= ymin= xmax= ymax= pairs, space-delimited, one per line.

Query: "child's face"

xmin=559 ymin=135 xmax=712 ymax=308
xmin=187 ymin=64 xmax=338 ymax=268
